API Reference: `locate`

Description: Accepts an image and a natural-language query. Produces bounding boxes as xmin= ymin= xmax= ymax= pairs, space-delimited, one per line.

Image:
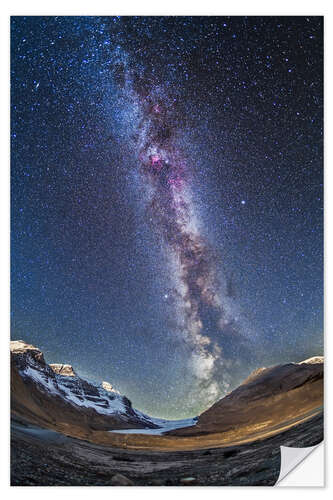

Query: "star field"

xmin=11 ymin=16 xmax=323 ymax=418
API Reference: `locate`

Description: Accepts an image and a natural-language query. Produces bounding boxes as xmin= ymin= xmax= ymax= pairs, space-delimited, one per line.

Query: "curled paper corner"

xmin=276 ymin=442 xmax=324 ymax=486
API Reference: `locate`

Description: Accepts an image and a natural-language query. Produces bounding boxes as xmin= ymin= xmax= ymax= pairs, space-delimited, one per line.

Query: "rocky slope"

xmin=11 ymin=340 xmax=158 ymax=436
xmin=170 ymin=356 xmax=323 ymax=437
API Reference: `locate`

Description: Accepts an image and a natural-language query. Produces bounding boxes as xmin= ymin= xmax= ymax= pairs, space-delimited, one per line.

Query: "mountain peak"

xmin=11 ymin=339 xmax=41 ymax=354
xmin=298 ymin=356 xmax=324 ymax=365
xmin=10 ymin=340 xmax=46 ymax=366
xmin=50 ymin=363 xmax=76 ymax=377
xmin=102 ymin=381 xmax=119 ymax=394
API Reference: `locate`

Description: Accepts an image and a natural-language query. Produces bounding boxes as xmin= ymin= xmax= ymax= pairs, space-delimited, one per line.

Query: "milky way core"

xmin=117 ymin=70 xmax=248 ymax=402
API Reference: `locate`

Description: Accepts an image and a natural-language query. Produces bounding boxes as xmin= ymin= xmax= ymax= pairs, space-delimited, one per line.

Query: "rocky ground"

xmin=11 ymin=412 xmax=323 ymax=486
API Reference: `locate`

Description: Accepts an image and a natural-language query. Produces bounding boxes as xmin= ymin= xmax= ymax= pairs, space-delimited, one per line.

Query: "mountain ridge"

xmin=11 ymin=339 xmax=158 ymax=435
xmin=169 ymin=355 xmax=323 ymax=436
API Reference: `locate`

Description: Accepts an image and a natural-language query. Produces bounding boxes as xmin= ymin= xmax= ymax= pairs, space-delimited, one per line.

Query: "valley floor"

xmin=11 ymin=412 xmax=323 ymax=486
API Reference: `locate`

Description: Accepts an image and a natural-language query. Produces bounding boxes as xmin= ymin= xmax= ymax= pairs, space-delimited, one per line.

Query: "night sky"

xmin=11 ymin=16 xmax=323 ymax=419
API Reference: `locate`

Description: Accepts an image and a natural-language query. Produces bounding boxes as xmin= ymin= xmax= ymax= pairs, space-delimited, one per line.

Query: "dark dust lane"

xmin=11 ymin=413 xmax=323 ymax=486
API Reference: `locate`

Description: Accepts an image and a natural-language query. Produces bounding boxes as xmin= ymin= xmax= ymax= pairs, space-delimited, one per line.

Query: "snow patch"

xmin=22 ymin=366 xmax=59 ymax=395
xmin=59 ymin=383 xmax=126 ymax=415
xmin=21 ymin=366 xmax=127 ymax=416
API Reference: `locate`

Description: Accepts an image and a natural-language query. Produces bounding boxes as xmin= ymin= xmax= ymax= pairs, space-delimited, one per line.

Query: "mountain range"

xmin=11 ymin=340 xmax=323 ymax=447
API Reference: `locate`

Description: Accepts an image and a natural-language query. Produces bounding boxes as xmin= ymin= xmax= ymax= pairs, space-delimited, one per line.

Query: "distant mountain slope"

xmin=11 ymin=340 xmax=158 ymax=436
xmin=170 ymin=356 xmax=323 ymax=436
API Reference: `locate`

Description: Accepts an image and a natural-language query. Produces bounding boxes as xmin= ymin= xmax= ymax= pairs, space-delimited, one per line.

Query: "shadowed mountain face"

xmin=170 ymin=356 xmax=323 ymax=437
xmin=10 ymin=340 xmax=158 ymax=435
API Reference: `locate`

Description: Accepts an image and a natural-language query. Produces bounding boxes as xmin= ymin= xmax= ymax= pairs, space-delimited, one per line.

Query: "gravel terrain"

xmin=11 ymin=412 xmax=323 ymax=486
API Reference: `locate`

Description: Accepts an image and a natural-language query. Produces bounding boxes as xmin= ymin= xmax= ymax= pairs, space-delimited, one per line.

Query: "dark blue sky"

xmin=11 ymin=16 xmax=323 ymax=418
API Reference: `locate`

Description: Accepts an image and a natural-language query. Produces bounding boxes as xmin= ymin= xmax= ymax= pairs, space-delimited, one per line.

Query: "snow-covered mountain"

xmin=11 ymin=340 xmax=159 ymax=433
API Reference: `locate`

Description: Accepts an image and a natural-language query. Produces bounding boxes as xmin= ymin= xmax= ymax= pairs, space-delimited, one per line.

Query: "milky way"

xmin=112 ymin=64 xmax=255 ymax=401
xmin=136 ymin=90 xmax=225 ymax=394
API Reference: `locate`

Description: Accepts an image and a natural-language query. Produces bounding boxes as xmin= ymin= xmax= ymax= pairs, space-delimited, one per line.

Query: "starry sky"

xmin=11 ymin=16 xmax=323 ymax=419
